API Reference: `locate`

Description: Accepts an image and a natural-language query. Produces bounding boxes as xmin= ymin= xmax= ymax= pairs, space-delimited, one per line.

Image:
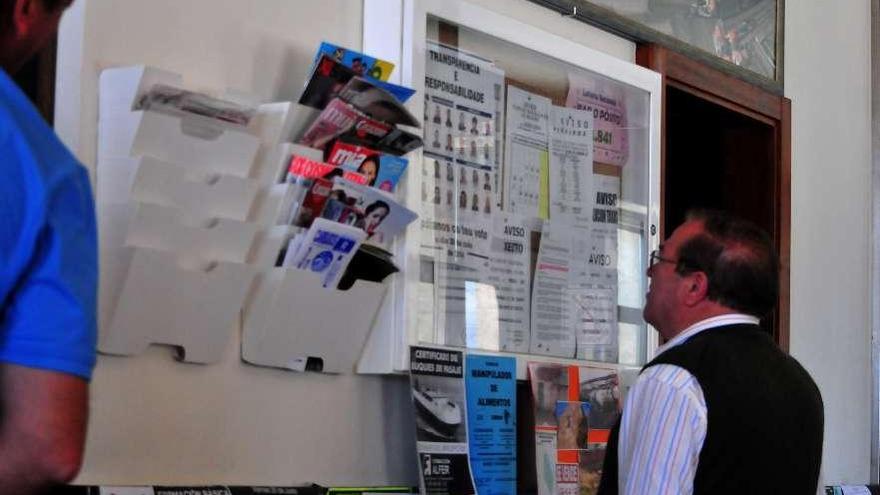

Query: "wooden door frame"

xmin=636 ymin=44 xmax=792 ymax=351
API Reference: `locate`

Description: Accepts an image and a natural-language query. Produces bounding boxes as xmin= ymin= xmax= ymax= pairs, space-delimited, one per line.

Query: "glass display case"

xmin=359 ymin=0 xmax=661 ymax=377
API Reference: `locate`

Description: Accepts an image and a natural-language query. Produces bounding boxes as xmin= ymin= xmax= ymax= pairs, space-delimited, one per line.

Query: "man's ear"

xmin=11 ymin=0 xmax=43 ymax=37
xmin=681 ymin=271 xmax=710 ymax=307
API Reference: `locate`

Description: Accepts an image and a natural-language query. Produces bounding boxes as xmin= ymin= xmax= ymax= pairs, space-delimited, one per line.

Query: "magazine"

xmin=337 ymin=76 xmax=420 ymax=127
xmin=135 ymin=84 xmax=256 ymax=126
xmin=292 ymin=178 xmax=335 ymax=228
xmin=323 ymin=177 xmax=418 ymax=242
xmin=300 ymin=54 xmax=414 ymax=111
xmin=325 ymin=141 xmax=408 ymax=192
xmin=312 ymin=41 xmax=395 ymax=81
xmin=299 ymin=98 xmax=423 ymax=155
xmin=286 ymin=155 xmax=368 ymax=185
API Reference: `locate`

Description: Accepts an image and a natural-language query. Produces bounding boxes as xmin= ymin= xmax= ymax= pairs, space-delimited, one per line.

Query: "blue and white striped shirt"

xmin=617 ymin=314 xmax=760 ymax=495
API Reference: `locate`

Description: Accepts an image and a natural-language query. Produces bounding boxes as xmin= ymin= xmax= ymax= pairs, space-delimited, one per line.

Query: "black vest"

xmin=597 ymin=324 xmax=823 ymax=495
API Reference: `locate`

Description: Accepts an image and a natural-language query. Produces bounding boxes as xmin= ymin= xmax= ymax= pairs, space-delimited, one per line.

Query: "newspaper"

xmin=136 ymin=84 xmax=256 ymax=126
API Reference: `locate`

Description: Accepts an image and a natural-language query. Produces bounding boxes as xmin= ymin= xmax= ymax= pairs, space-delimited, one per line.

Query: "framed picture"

xmin=529 ymin=0 xmax=783 ymax=93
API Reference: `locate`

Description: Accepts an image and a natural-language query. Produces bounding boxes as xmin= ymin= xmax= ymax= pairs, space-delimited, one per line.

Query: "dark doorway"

xmin=665 ymin=85 xmax=776 ymax=237
xmin=638 ymin=44 xmax=791 ymax=349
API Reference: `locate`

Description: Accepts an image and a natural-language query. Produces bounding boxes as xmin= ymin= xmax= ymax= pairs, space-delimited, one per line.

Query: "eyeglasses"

xmin=649 ymin=249 xmax=676 ymax=267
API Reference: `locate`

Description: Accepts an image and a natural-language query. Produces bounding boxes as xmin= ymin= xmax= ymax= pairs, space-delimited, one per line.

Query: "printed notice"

xmin=465 ymin=354 xmax=517 ymax=495
xmin=549 ymin=105 xmax=594 ymax=228
xmin=529 ymin=221 xmax=576 ymax=358
xmin=565 ymin=75 xmax=629 ymax=167
xmin=423 ymin=42 xmax=504 ymax=221
xmin=576 ymin=174 xmax=620 ymax=362
xmin=504 ymin=85 xmax=550 ymax=219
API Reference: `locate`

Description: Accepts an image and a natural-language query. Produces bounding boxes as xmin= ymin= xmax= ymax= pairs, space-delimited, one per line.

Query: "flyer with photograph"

xmin=464 ymin=354 xmax=517 ymax=495
xmin=410 ymin=346 xmax=475 ymax=495
xmin=504 ymin=85 xmax=551 ymax=219
xmin=548 ymin=105 xmax=594 ymax=229
xmin=422 ymin=41 xmax=504 ymax=221
xmin=565 ymin=75 xmax=629 ymax=167
xmin=527 ymin=362 xmax=620 ymax=495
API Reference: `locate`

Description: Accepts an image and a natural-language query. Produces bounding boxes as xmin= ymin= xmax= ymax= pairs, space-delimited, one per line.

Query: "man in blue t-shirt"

xmin=0 ymin=0 xmax=97 ymax=492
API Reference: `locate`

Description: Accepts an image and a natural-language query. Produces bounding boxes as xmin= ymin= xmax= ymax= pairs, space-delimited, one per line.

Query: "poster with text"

xmin=411 ymin=346 xmax=475 ymax=495
xmin=465 ymin=354 xmax=517 ymax=495
xmin=423 ymin=41 xmax=504 ymax=224
xmin=565 ymin=75 xmax=629 ymax=167
xmin=576 ymin=174 xmax=620 ymax=362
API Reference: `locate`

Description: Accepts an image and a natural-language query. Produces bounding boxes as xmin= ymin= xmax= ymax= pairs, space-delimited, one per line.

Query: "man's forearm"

xmin=0 ymin=364 xmax=89 ymax=493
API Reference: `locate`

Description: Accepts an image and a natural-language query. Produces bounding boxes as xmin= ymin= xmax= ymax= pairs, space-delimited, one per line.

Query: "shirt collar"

xmin=654 ymin=313 xmax=760 ymax=357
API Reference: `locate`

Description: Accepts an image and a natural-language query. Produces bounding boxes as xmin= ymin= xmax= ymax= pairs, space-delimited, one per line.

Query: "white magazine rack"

xmin=98 ymin=65 xmax=388 ymax=371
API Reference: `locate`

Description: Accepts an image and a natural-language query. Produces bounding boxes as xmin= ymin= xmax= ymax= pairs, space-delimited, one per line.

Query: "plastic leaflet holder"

xmin=242 ymin=225 xmax=389 ymax=374
xmin=97 ymin=65 xmax=268 ymax=363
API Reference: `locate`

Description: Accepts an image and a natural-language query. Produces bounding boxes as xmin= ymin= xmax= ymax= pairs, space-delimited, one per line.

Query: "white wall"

xmin=56 ymin=0 xmax=634 ymax=486
xmin=785 ymin=0 xmax=873 ymax=486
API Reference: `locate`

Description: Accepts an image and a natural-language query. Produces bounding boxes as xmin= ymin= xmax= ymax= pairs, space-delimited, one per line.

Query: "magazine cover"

xmin=325 ymin=177 xmax=418 ymax=242
xmin=300 ymin=54 xmax=414 ymax=110
xmin=299 ymin=98 xmax=362 ymax=150
xmin=293 ymin=178 xmax=335 ymax=228
xmin=410 ymin=346 xmax=475 ymax=495
xmin=313 ymin=41 xmax=395 ymax=81
xmin=527 ymin=362 xmax=620 ymax=495
xmin=337 ymin=76 xmax=420 ymax=127
xmin=299 ymin=98 xmax=424 ymax=155
xmin=325 ymin=141 xmax=408 ymax=192
xmin=286 ymin=155 xmax=368 ymax=185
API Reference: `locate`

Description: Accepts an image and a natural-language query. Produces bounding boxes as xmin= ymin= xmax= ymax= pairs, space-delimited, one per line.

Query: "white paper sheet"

xmin=504 ymin=85 xmax=550 ymax=219
xmin=549 ymin=105 xmax=594 ymax=228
